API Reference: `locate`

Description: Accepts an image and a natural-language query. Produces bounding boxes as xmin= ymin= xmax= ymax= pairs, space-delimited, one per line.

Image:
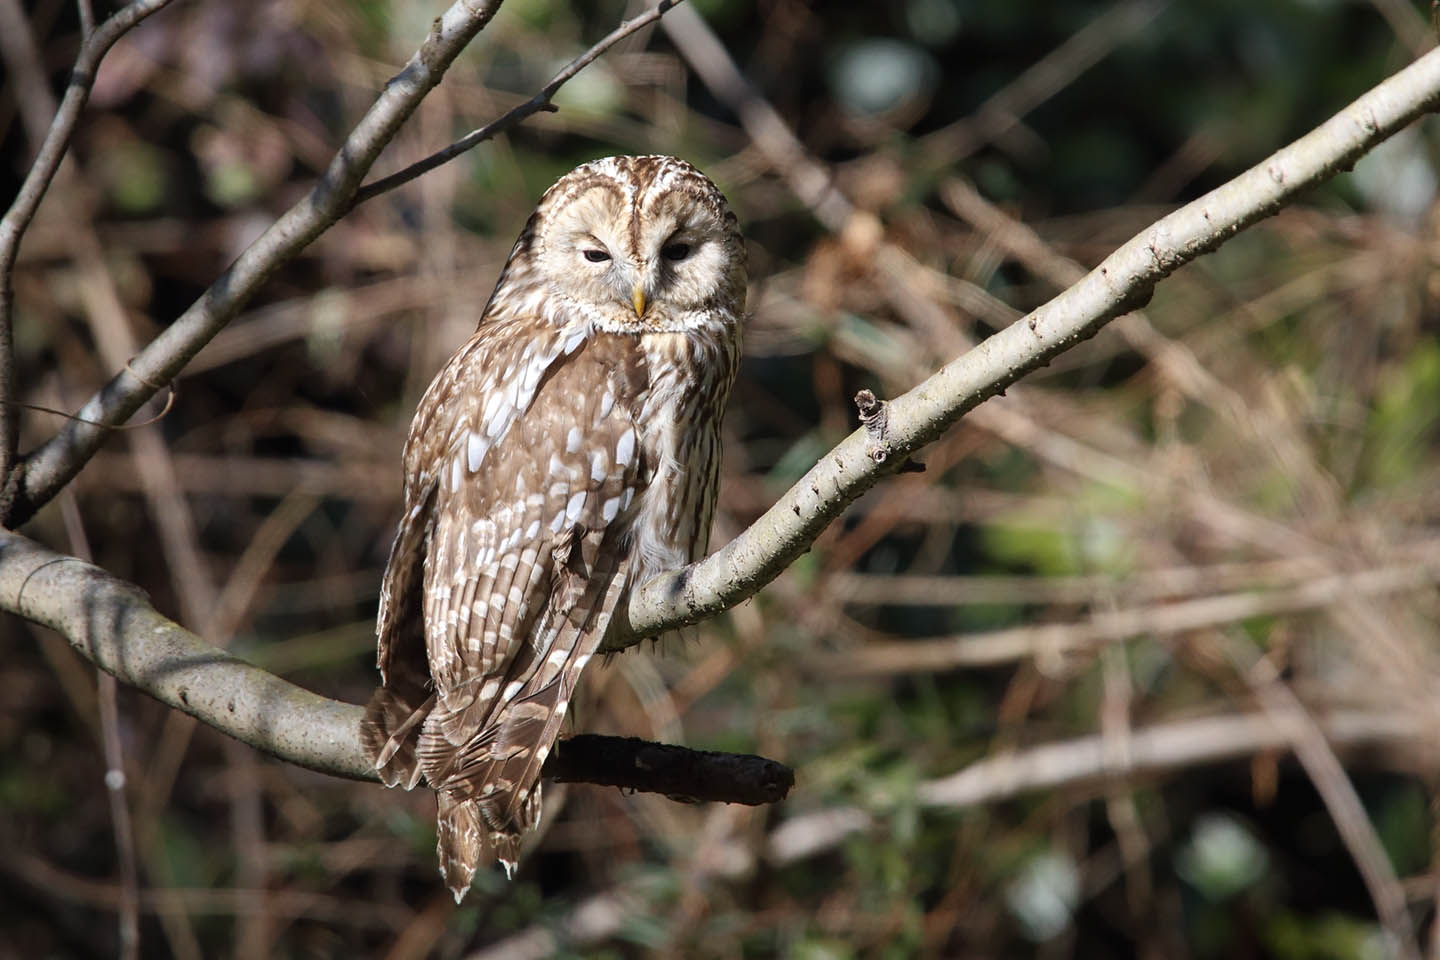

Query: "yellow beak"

xmin=632 ymin=283 xmax=647 ymax=318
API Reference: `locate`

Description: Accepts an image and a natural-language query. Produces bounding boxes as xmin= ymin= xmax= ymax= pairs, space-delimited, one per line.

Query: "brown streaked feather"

xmin=496 ymin=554 xmax=629 ymax=826
xmin=405 ymin=335 xmax=649 ymax=898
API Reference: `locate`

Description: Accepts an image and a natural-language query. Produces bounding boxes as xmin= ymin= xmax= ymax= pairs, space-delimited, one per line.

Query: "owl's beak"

xmin=631 ymin=282 xmax=647 ymax=318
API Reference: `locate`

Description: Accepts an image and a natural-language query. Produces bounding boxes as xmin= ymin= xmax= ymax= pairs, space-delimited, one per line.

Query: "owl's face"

xmin=505 ymin=156 xmax=746 ymax=335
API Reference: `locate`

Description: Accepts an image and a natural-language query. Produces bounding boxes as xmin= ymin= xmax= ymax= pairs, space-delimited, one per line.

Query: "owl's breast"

xmin=624 ymin=323 xmax=739 ymax=586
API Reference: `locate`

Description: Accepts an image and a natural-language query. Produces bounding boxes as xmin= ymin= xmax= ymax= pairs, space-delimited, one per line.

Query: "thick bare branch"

xmin=607 ymin=44 xmax=1440 ymax=649
xmin=0 ymin=529 xmax=793 ymax=800
xmin=0 ymin=529 xmax=371 ymax=778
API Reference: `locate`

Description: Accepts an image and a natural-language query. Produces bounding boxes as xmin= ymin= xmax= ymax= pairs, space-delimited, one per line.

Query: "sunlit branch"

xmin=607 ymin=44 xmax=1440 ymax=648
xmin=0 ymin=529 xmax=793 ymax=801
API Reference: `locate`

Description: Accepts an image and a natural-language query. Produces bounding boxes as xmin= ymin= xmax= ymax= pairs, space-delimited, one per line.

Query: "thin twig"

xmin=1365 ymin=0 xmax=1435 ymax=58
xmin=0 ymin=0 xmax=178 ymax=243
xmin=912 ymin=0 xmax=1172 ymax=169
xmin=0 ymin=0 xmax=178 ymax=504
xmin=3 ymin=854 xmax=413 ymax=930
xmin=1100 ymin=642 xmax=1154 ymax=914
xmin=820 ymin=553 xmax=1389 ymax=607
xmin=8 ymin=0 xmax=508 ymax=527
xmin=350 ymin=0 xmax=682 ymax=208
xmin=660 ymin=1 xmax=853 ymax=231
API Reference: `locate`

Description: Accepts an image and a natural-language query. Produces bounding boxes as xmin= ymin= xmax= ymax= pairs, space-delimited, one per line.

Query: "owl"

xmin=361 ymin=155 xmax=746 ymax=902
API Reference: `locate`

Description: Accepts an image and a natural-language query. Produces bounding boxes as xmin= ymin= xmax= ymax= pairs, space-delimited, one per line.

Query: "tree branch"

xmin=546 ymin=735 xmax=794 ymax=805
xmin=1 ymin=17 xmax=1437 ymax=794
xmin=0 ymin=0 xmax=179 ymax=515
xmin=10 ymin=0 xmax=508 ymax=526
xmin=7 ymin=0 xmax=686 ymax=527
xmin=0 ymin=529 xmax=794 ymax=803
xmin=0 ymin=529 xmax=373 ymax=779
xmin=349 ymin=0 xmax=681 ymax=208
xmin=606 ymin=43 xmax=1440 ymax=649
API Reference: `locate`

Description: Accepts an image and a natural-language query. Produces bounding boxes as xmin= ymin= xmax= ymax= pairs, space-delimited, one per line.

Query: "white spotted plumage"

xmin=361 ymin=156 xmax=746 ymax=902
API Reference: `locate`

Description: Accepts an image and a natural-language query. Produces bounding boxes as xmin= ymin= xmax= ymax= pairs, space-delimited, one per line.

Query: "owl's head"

xmin=490 ymin=156 xmax=746 ymax=335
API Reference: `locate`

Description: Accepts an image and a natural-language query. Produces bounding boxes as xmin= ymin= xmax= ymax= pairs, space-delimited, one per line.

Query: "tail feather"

xmin=422 ymin=556 xmax=631 ymax=901
xmin=436 ymin=784 xmax=541 ymax=902
xmin=418 ymin=619 xmax=604 ymax=899
xmin=435 ymin=791 xmax=481 ymax=902
xmin=496 ymin=569 xmax=626 ymax=825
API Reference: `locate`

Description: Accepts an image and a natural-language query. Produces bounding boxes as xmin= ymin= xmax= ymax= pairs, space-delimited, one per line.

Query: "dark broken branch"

xmin=545 ymin=735 xmax=794 ymax=805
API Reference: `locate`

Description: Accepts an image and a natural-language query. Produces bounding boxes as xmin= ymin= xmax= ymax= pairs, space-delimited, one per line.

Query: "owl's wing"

xmin=363 ymin=320 xmax=581 ymax=788
xmin=412 ymin=327 xmax=648 ymax=888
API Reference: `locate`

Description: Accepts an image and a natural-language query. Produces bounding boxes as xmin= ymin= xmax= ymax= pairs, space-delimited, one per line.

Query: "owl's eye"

xmin=582 ymin=249 xmax=611 ymax=263
xmin=661 ymin=242 xmax=692 ymax=262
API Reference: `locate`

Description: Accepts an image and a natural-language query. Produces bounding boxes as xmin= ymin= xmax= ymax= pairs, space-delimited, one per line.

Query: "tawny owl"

xmin=361 ymin=155 xmax=746 ymax=902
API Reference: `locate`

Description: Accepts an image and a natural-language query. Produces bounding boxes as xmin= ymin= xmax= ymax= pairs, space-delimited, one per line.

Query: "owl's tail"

xmin=435 ymin=787 xmax=539 ymax=902
xmin=424 ymin=558 xmax=632 ymax=901
xmin=424 ymin=680 xmax=565 ymax=902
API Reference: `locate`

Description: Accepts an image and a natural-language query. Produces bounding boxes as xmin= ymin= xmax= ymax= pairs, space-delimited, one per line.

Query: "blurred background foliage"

xmin=3 ymin=0 xmax=1440 ymax=957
